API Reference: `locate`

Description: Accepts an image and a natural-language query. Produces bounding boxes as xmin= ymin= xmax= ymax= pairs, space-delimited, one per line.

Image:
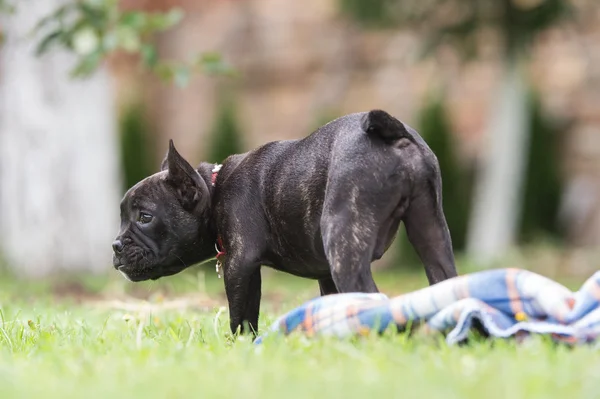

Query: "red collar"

xmin=216 ymin=236 xmax=226 ymax=261
xmin=212 ymin=164 xmax=225 ymax=278
xmin=211 ymin=164 xmax=222 ymax=186
xmin=215 ymin=235 xmax=226 ymax=279
xmin=212 ymin=165 xmax=225 ymax=261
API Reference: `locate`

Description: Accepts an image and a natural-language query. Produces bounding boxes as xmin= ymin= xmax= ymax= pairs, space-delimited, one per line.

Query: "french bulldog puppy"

xmin=112 ymin=110 xmax=458 ymax=335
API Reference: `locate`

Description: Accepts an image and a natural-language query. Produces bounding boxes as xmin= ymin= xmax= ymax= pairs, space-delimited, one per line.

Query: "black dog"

xmin=112 ymin=110 xmax=458 ymax=334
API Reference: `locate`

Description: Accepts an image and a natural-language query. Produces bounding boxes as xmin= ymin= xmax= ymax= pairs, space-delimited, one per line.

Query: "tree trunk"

xmin=0 ymin=0 xmax=122 ymax=277
xmin=466 ymin=57 xmax=530 ymax=265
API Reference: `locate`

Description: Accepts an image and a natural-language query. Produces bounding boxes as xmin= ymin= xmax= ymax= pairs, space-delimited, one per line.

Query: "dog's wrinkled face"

xmin=112 ymin=141 xmax=212 ymax=282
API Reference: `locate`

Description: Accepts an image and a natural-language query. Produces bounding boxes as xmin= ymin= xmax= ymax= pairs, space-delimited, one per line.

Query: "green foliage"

xmin=416 ymin=0 xmax=574 ymax=60
xmin=419 ymin=94 xmax=472 ymax=250
xmin=338 ymin=0 xmax=397 ymax=28
xmin=29 ymin=0 xmax=234 ymax=82
xmin=396 ymin=94 xmax=472 ymax=268
xmin=206 ymin=93 xmax=245 ymax=164
xmin=519 ymin=91 xmax=564 ymax=242
xmin=119 ymin=104 xmax=154 ymax=193
xmin=340 ymin=0 xmax=574 ymax=58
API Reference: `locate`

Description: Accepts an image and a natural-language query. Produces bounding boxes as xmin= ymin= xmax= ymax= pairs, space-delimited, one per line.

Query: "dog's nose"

xmin=112 ymin=240 xmax=124 ymax=253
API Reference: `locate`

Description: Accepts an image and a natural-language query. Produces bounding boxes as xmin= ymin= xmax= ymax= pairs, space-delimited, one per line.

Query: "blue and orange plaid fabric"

xmin=255 ymin=268 xmax=600 ymax=345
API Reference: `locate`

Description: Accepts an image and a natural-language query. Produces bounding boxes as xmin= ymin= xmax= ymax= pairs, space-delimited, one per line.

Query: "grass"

xmin=0 ymin=262 xmax=599 ymax=399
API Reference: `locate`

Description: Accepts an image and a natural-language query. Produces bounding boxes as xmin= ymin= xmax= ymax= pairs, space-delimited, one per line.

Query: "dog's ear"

xmin=163 ymin=140 xmax=210 ymax=212
xmin=160 ymin=151 xmax=168 ymax=171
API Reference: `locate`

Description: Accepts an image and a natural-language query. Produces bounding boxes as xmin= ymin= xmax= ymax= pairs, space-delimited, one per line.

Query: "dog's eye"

xmin=138 ymin=212 xmax=153 ymax=224
xmin=396 ymin=137 xmax=411 ymax=149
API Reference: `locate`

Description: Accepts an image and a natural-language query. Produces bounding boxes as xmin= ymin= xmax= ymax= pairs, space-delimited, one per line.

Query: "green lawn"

xmin=0 ymin=264 xmax=598 ymax=399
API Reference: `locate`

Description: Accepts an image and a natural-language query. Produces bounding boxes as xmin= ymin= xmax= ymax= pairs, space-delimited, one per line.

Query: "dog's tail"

xmin=362 ymin=109 xmax=409 ymax=143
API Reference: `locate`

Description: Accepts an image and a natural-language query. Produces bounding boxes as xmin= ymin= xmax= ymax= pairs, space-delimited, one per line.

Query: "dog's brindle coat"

xmin=112 ymin=110 xmax=458 ymax=335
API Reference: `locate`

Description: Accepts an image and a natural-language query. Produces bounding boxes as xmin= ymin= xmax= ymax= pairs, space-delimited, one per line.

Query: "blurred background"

xmin=0 ymin=0 xmax=599 ymax=300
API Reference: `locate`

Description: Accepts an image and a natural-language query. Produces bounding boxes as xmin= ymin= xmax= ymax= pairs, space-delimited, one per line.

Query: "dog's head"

xmin=112 ymin=140 xmax=214 ymax=281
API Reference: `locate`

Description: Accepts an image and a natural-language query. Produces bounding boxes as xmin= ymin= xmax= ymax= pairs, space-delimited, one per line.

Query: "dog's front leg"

xmin=224 ymin=260 xmax=262 ymax=336
xmin=242 ymin=269 xmax=262 ymax=334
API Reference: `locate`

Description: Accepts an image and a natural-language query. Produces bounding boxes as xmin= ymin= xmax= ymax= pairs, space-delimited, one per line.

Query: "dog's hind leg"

xmin=318 ymin=276 xmax=339 ymax=296
xmin=320 ymin=201 xmax=380 ymax=293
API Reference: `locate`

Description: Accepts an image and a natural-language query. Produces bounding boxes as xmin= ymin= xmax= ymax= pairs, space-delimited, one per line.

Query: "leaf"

xmin=35 ymin=29 xmax=63 ymax=56
xmin=140 ymin=44 xmax=158 ymax=68
xmin=116 ymin=25 xmax=141 ymax=53
xmin=32 ymin=4 xmax=74 ymax=35
xmin=72 ymin=27 xmax=100 ymax=55
xmin=121 ymin=11 xmax=147 ymax=30
xmin=26 ymin=1 xmax=225 ymax=85
xmin=70 ymin=50 xmax=103 ymax=78
xmin=86 ymin=0 xmax=111 ymax=6
xmin=198 ymin=52 xmax=222 ymax=64
xmin=155 ymin=63 xmax=175 ymax=82
xmin=146 ymin=8 xmax=184 ymax=31
xmin=198 ymin=53 xmax=236 ymax=77
xmin=77 ymin=1 xmax=107 ymax=30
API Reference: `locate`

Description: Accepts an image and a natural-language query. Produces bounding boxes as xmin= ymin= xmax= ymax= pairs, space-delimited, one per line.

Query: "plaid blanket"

xmin=255 ymin=268 xmax=600 ymax=346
